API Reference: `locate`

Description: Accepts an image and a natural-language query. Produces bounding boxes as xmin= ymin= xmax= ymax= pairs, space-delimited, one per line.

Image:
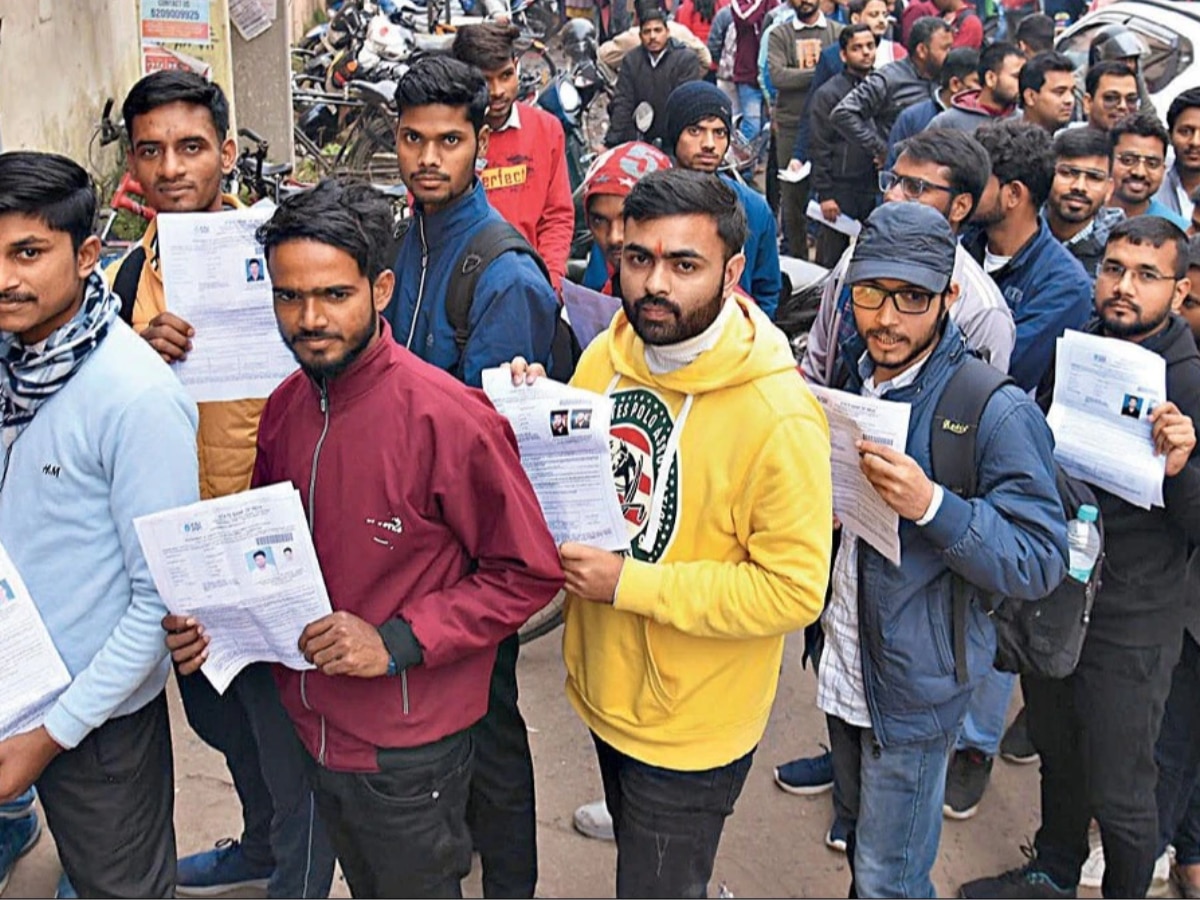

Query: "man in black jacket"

xmin=604 ymin=3 xmax=700 ymax=148
xmin=831 ymin=16 xmax=952 ymax=167
xmin=809 ymin=23 xmax=878 ymax=266
xmin=962 ymin=215 xmax=1200 ymax=900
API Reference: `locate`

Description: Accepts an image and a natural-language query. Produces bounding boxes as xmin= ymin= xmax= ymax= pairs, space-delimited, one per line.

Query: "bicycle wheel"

xmin=518 ymin=590 xmax=566 ymax=645
xmin=342 ymin=108 xmax=402 ymax=183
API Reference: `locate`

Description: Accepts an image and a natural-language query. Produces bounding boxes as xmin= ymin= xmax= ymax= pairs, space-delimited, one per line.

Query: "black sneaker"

xmin=959 ymin=864 xmax=1075 ymax=898
xmin=1000 ymin=707 xmax=1038 ymax=764
xmin=944 ymin=748 xmax=993 ymax=820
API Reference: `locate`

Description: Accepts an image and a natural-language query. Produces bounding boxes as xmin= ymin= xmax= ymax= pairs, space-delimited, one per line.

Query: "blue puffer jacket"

xmin=962 ymin=219 xmax=1092 ymax=392
xmin=838 ymin=319 xmax=1068 ymax=748
xmin=727 ymin=176 xmax=781 ymax=318
xmin=384 ymin=180 xmax=559 ymax=388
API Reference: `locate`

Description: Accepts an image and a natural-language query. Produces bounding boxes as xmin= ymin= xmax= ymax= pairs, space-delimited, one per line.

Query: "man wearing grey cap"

xmin=816 ymin=202 xmax=1068 ymax=897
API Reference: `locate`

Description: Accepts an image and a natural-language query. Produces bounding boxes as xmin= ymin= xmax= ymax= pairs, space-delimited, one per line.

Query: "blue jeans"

xmin=828 ymin=714 xmax=954 ymax=898
xmin=0 ymin=789 xmax=35 ymax=818
xmin=735 ymin=84 xmax=763 ymax=141
xmin=1155 ymin=631 xmax=1200 ymax=864
xmin=956 ymin=667 xmax=1017 ymax=756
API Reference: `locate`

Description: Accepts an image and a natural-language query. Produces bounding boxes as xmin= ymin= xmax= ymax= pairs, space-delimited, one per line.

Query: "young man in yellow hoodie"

xmin=511 ymin=168 xmax=833 ymax=898
xmin=106 ymin=71 xmax=335 ymax=899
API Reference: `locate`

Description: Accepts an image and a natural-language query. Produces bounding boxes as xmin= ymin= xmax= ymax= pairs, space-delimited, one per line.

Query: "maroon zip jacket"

xmin=254 ymin=321 xmax=564 ymax=773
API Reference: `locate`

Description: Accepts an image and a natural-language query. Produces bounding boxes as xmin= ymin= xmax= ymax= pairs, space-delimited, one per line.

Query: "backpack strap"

xmin=930 ymin=357 xmax=1013 ymax=684
xmin=445 ymin=220 xmax=552 ymax=377
xmin=112 ymin=245 xmax=148 ymax=326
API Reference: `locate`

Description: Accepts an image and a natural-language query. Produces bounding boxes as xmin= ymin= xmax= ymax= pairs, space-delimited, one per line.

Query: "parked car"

xmin=1056 ymin=0 xmax=1200 ymax=113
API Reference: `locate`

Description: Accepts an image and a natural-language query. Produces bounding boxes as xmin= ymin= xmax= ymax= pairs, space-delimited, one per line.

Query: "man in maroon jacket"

xmin=166 ymin=179 xmax=564 ymax=898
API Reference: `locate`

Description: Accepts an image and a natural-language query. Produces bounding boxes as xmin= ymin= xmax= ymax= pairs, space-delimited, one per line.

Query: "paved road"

xmin=10 ymin=634 xmax=1055 ymax=899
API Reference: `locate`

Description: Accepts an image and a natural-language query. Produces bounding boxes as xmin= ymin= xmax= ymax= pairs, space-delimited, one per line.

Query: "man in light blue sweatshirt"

xmin=0 ymin=151 xmax=198 ymax=898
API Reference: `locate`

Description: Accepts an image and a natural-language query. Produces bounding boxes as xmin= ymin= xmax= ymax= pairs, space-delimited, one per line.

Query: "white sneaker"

xmin=1079 ymin=828 xmax=1104 ymax=889
xmin=573 ymin=800 xmax=614 ymax=842
xmin=1147 ymin=848 xmax=1173 ymax=899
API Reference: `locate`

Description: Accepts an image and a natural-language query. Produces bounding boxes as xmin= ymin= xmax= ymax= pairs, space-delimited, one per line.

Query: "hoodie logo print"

xmin=610 ymin=389 xmax=679 ymax=563
xmin=366 ymin=516 xmax=403 ymax=549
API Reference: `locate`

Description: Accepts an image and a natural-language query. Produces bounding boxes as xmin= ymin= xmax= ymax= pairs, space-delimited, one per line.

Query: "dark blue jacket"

xmin=384 ymin=180 xmax=559 ymax=388
xmin=885 ymin=97 xmax=941 ymax=169
xmin=963 ymin=219 xmax=1093 ymax=392
xmin=838 ymin=319 xmax=1068 ymax=747
xmin=727 ymin=176 xmax=781 ymax=318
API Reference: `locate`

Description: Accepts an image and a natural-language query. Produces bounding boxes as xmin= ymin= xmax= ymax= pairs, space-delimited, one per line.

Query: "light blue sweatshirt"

xmin=0 ymin=319 xmax=198 ymax=749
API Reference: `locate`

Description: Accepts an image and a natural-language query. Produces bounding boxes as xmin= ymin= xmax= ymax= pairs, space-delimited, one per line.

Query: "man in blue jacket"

xmin=0 ymin=152 xmax=199 ymax=897
xmin=965 ymin=119 xmax=1094 ymax=392
xmin=663 ymin=82 xmax=782 ymax=317
xmin=822 ymin=201 xmax=1067 ymax=897
xmin=384 ymin=55 xmax=559 ymax=899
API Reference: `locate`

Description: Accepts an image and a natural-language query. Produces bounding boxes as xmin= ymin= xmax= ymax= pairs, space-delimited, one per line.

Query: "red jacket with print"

xmin=255 ymin=322 xmax=564 ymax=772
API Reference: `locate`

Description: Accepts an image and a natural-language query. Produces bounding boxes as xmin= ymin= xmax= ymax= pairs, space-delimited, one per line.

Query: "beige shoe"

xmin=1078 ymin=826 xmax=1104 ymax=889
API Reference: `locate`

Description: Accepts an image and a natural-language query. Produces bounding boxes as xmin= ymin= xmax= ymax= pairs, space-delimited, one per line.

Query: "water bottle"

xmin=1067 ymin=505 xmax=1101 ymax=583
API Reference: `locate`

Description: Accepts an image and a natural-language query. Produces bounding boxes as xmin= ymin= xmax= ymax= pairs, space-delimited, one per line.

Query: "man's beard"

xmin=283 ymin=317 xmax=376 ymax=382
xmin=622 ymin=282 xmax=724 ymax=346
xmin=1051 ymin=191 xmax=1099 ymax=224
xmin=1098 ymin=295 xmax=1172 ymax=339
xmin=864 ymin=309 xmax=946 ymax=373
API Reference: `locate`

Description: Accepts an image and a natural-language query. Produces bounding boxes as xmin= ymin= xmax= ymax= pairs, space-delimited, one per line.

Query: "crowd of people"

xmin=2 ymin=0 xmax=1200 ymax=897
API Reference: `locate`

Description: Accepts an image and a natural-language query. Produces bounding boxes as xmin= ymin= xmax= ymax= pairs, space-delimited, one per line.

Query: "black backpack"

xmin=445 ymin=220 xmax=582 ymax=383
xmin=930 ymin=357 xmax=1104 ymax=683
xmin=112 ymin=245 xmax=148 ymax=326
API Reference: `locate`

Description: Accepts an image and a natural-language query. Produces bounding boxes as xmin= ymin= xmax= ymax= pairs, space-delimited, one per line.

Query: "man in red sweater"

xmin=452 ymin=23 xmax=574 ymax=293
xmin=903 ymin=0 xmax=982 ymax=48
xmin=167 ymin=179 xmax=565 ymax=898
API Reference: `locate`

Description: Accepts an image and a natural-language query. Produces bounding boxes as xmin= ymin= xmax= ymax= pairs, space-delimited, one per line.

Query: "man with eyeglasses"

xmin=802 ymin=128 xmax=1014 ymax=389
xmin=818 ymin=201 xmax=1067 ymax=898
xmin=1045 ymin=127 xmax=1126 ymax=277
xmin=1082 ymin=61 xmax=1140 ymax=134
xmin=1108 ymin=111 xmax=1190 ymax=231
xmin=962 ymin=214 xmax=1200 ymax=900
xmin=783 ymin=128 xmax=1015 ymax=834
xmin=966 ymin=119 xmax=1093 ymax=392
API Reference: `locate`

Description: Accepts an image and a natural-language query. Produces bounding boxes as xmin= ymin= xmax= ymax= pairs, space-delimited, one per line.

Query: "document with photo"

xmin=0 ymin=540 xmax=72 ymax=742
xmin=810 ymin=385 xmax=912 ymax=566
xmin=157 ymin=207 xmax=298 ymax=403
xmin=482 ymin=368 xmax=630 ymax=552
xmin=1046 ymin=329 xmax=1167 ymax=509
xmin=134 ymin=483 xmax=333 ymax=694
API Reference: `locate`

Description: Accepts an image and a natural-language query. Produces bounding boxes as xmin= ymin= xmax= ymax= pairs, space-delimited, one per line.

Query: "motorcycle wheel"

xmin=518 ymin=45 xmax=557 ymax=99
xmin=342 ymin=108 xmax=402 ymax=182
xmin=518 ymin=590 xmax=565 ymax=645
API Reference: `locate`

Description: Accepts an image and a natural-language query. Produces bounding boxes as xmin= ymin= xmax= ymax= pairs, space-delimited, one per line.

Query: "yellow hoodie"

xmin=564 ymin=293 xmax=833 ymax=770
xmin=104 ymin=196 xmax=264 ymax=501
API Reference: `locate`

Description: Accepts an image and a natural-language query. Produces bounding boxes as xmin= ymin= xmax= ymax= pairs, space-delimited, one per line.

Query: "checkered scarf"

xmin=0 ymin=272 xmax=119 ymax=450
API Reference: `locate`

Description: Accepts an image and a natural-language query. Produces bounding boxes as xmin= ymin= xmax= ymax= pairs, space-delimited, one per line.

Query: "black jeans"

xmin=467 ymin=633 xmax=538 ymax=898
xmin=1024 ymin=633 xmax=1181 ymax=898
xmin=36 ymin=692 xmax=176 ymax=899
xmin=593 ymin=734 xmax=754 ymax=899
xmin=176 ymin=663 xmax=335 ymax=897
xmin=1155 ymin=631 xmax=1200 ymax=863
xmin=307 ymin=729 xmax=475 ymax=898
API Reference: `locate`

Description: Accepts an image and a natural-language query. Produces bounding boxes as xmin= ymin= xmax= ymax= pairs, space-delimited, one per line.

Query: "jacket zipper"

xmin=404 ymin=217 xmax=430 ymax=351
xmin=305 ymin=379 xmax=332 ymax=766
xmin=401 ymin=669 xmax=410 ymax=715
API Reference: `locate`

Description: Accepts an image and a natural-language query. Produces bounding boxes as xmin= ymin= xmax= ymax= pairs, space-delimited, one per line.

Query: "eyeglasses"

xmin=878 ymin=170 xmax=955 ymax=200
xmin=1115 ymin=151 xmax=1164 ymax=172
xmin=850 ymin=283 xmax=938 ymax=314
xmin=1054 ymin=163 xmax=1109 ymax=186
xmin=1097 ymin=261 xmax=1177 ymax=286
xmin=1098 ymin=92 xmax=1140 ymax=112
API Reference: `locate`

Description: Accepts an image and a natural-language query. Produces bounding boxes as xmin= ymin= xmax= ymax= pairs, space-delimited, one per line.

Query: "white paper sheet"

xmin=482 ymin=368 xmax=630 ymax=552
xmin=0 ymin=541 xmax=72 ymax=741
xmin=1046 ymin=330 xmax=1167 ymax=509
xmin=778 ymin=161 xmax=811 ymax=183
xmin=810 ymin=386 xmax=912 ymax=566
xmin=806 ymin=199 xmax=862 ymax=237
xmin=562 ymin=280 xmax=621 ymax=351
xmin=157 ymin=207 xmax=298 ymax=403
xmin=134 ymin=484 xmax=333 ymax=694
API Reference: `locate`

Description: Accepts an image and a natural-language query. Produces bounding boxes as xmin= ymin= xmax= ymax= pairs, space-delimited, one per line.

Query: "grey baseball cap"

xmin=846 ymin=203 xmax=958 ymax=295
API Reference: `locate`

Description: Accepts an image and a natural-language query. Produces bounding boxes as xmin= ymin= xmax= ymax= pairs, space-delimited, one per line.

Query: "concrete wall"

xmin=0 ymin=0 xmax=142 ymax=173
xmin=232 ymin=0 xmax=294 ymax=165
